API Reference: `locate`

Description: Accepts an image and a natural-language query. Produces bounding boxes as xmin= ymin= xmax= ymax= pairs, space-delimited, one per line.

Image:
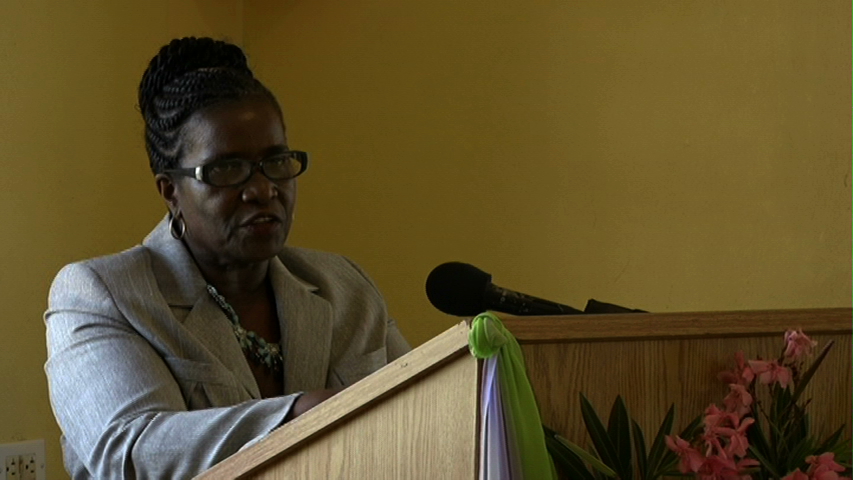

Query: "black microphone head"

xmin=425 ymin=262 xmax=492 ymax=316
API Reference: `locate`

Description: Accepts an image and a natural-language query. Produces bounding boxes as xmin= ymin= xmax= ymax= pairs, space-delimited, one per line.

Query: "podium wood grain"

xmin=197 ymin=322 xmax=479 ymax=479
xmin=502 ymin=308 xmax=852 ymax=447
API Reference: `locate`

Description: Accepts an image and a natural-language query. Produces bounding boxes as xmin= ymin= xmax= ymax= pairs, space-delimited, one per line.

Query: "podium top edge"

xmin=498 ymin=307 xmax=852 ymax=343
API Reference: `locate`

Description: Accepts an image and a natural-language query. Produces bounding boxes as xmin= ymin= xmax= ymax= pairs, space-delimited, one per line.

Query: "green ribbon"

xmin=469 ymin=312 xmax=557 ymax=480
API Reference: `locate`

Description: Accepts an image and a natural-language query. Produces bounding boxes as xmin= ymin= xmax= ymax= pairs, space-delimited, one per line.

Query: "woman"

xmin=45 ymin=37 xmax=410 ymax=479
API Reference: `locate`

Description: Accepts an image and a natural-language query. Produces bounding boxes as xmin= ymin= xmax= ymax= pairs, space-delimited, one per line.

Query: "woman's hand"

xmin=287 ymin=388 xmax=342 ymax=421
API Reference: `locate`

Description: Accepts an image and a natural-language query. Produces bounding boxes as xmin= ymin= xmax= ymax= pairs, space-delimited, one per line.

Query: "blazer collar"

xmin=143 ymin=215 xmax=333 ymax=394
xmin=143 ymin=216 xmax=207 ymax=307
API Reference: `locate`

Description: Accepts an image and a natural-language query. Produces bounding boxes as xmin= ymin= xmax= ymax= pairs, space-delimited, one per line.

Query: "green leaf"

xmin=791 ymin=340 xmax=834 ymax=405
xmin=776 ymin=383 xmax=793 ymax=413
xmin=775 ymin=385 xmax=812 ymax=452
xmin=555 ymin=434 xmax=619 ymax=478
xmin=606 ymin=396 xmax=633 ymax=480
xmin=795 ymin=411 xmax=810 ymax=446
xmin=580 ymin=393 xmax=622 ymax=475
xmin=546 ymin=442 xmax=595 ymax=480
xmin=749 ymin=407 xmax=779 ymax=470
xmin=815 ymin=424 xmax=847 ymax=454
xmin=646 ymin=404 xmax=676 ymax=475
xmin=829 ymin=438 xmax=851 ymax=466
xmin=678 ymin=414 xmax=703 ymax=439
xmin=773 ymin=405 xmax=806 ymax=463
xmin=632 ymin=419 xmax=648 ymax=480
xmin=784 ymin=435 xmax=814 ymax=474
xmin=544 ymin=429 xmax=597 ymax=480
xmin=749 ymin=444 xmax=782 ymax=479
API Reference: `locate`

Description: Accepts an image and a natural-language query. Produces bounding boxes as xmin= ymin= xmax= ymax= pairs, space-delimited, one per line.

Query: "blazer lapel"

xmin=269 ymin=258 xmax=333 ymax=394
xmin=143 ymin=216 xmax=260 ymax=399
xmin=181 ymin=296 xmax=261 ymax=398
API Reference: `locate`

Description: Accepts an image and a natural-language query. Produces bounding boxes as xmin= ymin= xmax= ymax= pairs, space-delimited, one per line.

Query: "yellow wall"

xmin=1 ymin=1 xmax=850 ymax=478
xmin=243 ymin=0 xmax=851 ymax=347
xmin=0 ymin=1 xmax=242 ymax=477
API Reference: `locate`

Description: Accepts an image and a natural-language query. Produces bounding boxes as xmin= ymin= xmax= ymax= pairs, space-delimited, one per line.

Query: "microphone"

xmin=425 ymin=262 xmax=583 ymax=316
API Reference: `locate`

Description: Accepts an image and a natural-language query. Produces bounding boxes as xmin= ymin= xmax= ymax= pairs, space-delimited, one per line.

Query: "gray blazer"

xmin=45 ymin=218 xmax=410 ymax=479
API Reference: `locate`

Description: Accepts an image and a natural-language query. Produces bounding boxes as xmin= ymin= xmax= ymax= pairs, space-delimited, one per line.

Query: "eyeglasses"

xmin=165 ymin=151 xmax=309 ymax=187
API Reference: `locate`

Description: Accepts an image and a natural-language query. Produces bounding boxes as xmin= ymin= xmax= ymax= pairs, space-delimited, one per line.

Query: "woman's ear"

xmin=155 ymin=174 xmax=178 ymax=211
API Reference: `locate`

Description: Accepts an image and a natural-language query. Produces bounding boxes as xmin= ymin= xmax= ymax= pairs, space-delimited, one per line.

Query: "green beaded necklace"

xmin=206 ymin=284 xmax=283 ymax=371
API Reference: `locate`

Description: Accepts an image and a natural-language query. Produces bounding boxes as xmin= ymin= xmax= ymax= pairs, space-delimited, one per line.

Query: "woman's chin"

xmin=239 ymin=224 xmax=287 ymax=255
xmin=240 ymin=242 xmax=285 ymax=264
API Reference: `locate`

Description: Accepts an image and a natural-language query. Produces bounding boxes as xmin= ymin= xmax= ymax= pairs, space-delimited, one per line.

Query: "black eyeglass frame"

xmin=164 ymin=150 xmax=309 ymax=187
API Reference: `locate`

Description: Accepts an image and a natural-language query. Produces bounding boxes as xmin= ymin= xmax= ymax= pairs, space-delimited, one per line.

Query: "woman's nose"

xmin=241 ymin=170 xmax=278 ymax=203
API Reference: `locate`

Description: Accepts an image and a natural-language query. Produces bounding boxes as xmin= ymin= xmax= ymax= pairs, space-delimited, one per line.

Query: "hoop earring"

xmin=169 ymin=212 xmax=186 ymax=240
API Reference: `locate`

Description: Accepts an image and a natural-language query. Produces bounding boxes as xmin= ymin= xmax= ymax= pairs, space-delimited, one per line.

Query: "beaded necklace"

xmin=206 ymin=284 xmax=283 ymax=371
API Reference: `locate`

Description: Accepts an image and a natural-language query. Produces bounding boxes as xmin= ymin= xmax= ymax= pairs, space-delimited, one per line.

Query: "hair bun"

xmin=138 ymin=37 xmax=279 ymax=174
xmin=138 ymin=37 xmax=252 ymax=113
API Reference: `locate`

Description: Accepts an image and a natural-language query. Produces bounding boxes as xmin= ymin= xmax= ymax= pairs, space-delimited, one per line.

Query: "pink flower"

xmin=705 ymin=404 xmax=729 ymax=427
xmin=719 ymin=351 xmax=755 ymax=385
xmin=723 ymin=383 xmax=753 ymax=417
xmin=782 ymin=469 xmax=810 ymax=480
xmin=806 ymin=453 xmax=847 ymax=480
xmin=812 ymin=468 xmax=842 ymax=480
xmin=747 ymin=359 xmax=792 ymax=389
xmin=806 ymin=452 xmax=846 ymax=472
xmin=696 ymin=455 xmax=757 ymax=480
xmin=666 ymin=435 xmax=706 ymax=473
xmin=702 ymin=432 xmax=726 ymax=458
xmin=784 ymin=329 xmax=818 ymax=360
xmin=704 ymin=404 xmax=739 ymax=437
xmin=699 ymin=453 xmax=736 ymax=479
xmin=716 ymin=417 xmax=754 ymax=457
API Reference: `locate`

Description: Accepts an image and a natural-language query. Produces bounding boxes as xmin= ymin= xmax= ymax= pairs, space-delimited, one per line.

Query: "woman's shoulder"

xmin=50 ymin=245 xmax=154 ymax=294
xmin=48 ymin=245 xmax=153 ymax=309
xmin=55 ymin=245 xmax=152 ymax=279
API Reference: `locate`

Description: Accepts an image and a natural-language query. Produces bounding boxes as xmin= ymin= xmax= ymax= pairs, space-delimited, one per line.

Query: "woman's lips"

xmin=243 ymin=213 xmax=283 ymax=225
xmin=242 ymin=214 xmax=284 ymax=235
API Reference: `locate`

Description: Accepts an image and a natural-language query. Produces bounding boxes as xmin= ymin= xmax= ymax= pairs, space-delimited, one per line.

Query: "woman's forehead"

xmin=181 ymin=98 xmax=287 ymax=165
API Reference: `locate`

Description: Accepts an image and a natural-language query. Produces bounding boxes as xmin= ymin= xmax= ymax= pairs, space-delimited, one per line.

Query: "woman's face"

xmin=158 ymin=97 xmax=296 ymax=269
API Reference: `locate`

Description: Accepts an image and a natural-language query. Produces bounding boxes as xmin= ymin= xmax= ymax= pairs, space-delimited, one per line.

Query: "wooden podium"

xmin=197 ymin=308 xmax=851 ymax=479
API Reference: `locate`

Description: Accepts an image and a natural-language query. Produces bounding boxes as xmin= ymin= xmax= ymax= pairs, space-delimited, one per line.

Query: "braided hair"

xmin=138 ymin=37 xmax=281 ymax=174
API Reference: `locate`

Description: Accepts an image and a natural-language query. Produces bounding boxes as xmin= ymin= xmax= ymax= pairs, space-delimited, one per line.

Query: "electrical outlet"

xmin=4 ymin=455 xmax=19 ymax=480
xmin=18 ymin=455 xmax=35 ymax=480
xmin=0 ymin=441 xmax=44 ymax=480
